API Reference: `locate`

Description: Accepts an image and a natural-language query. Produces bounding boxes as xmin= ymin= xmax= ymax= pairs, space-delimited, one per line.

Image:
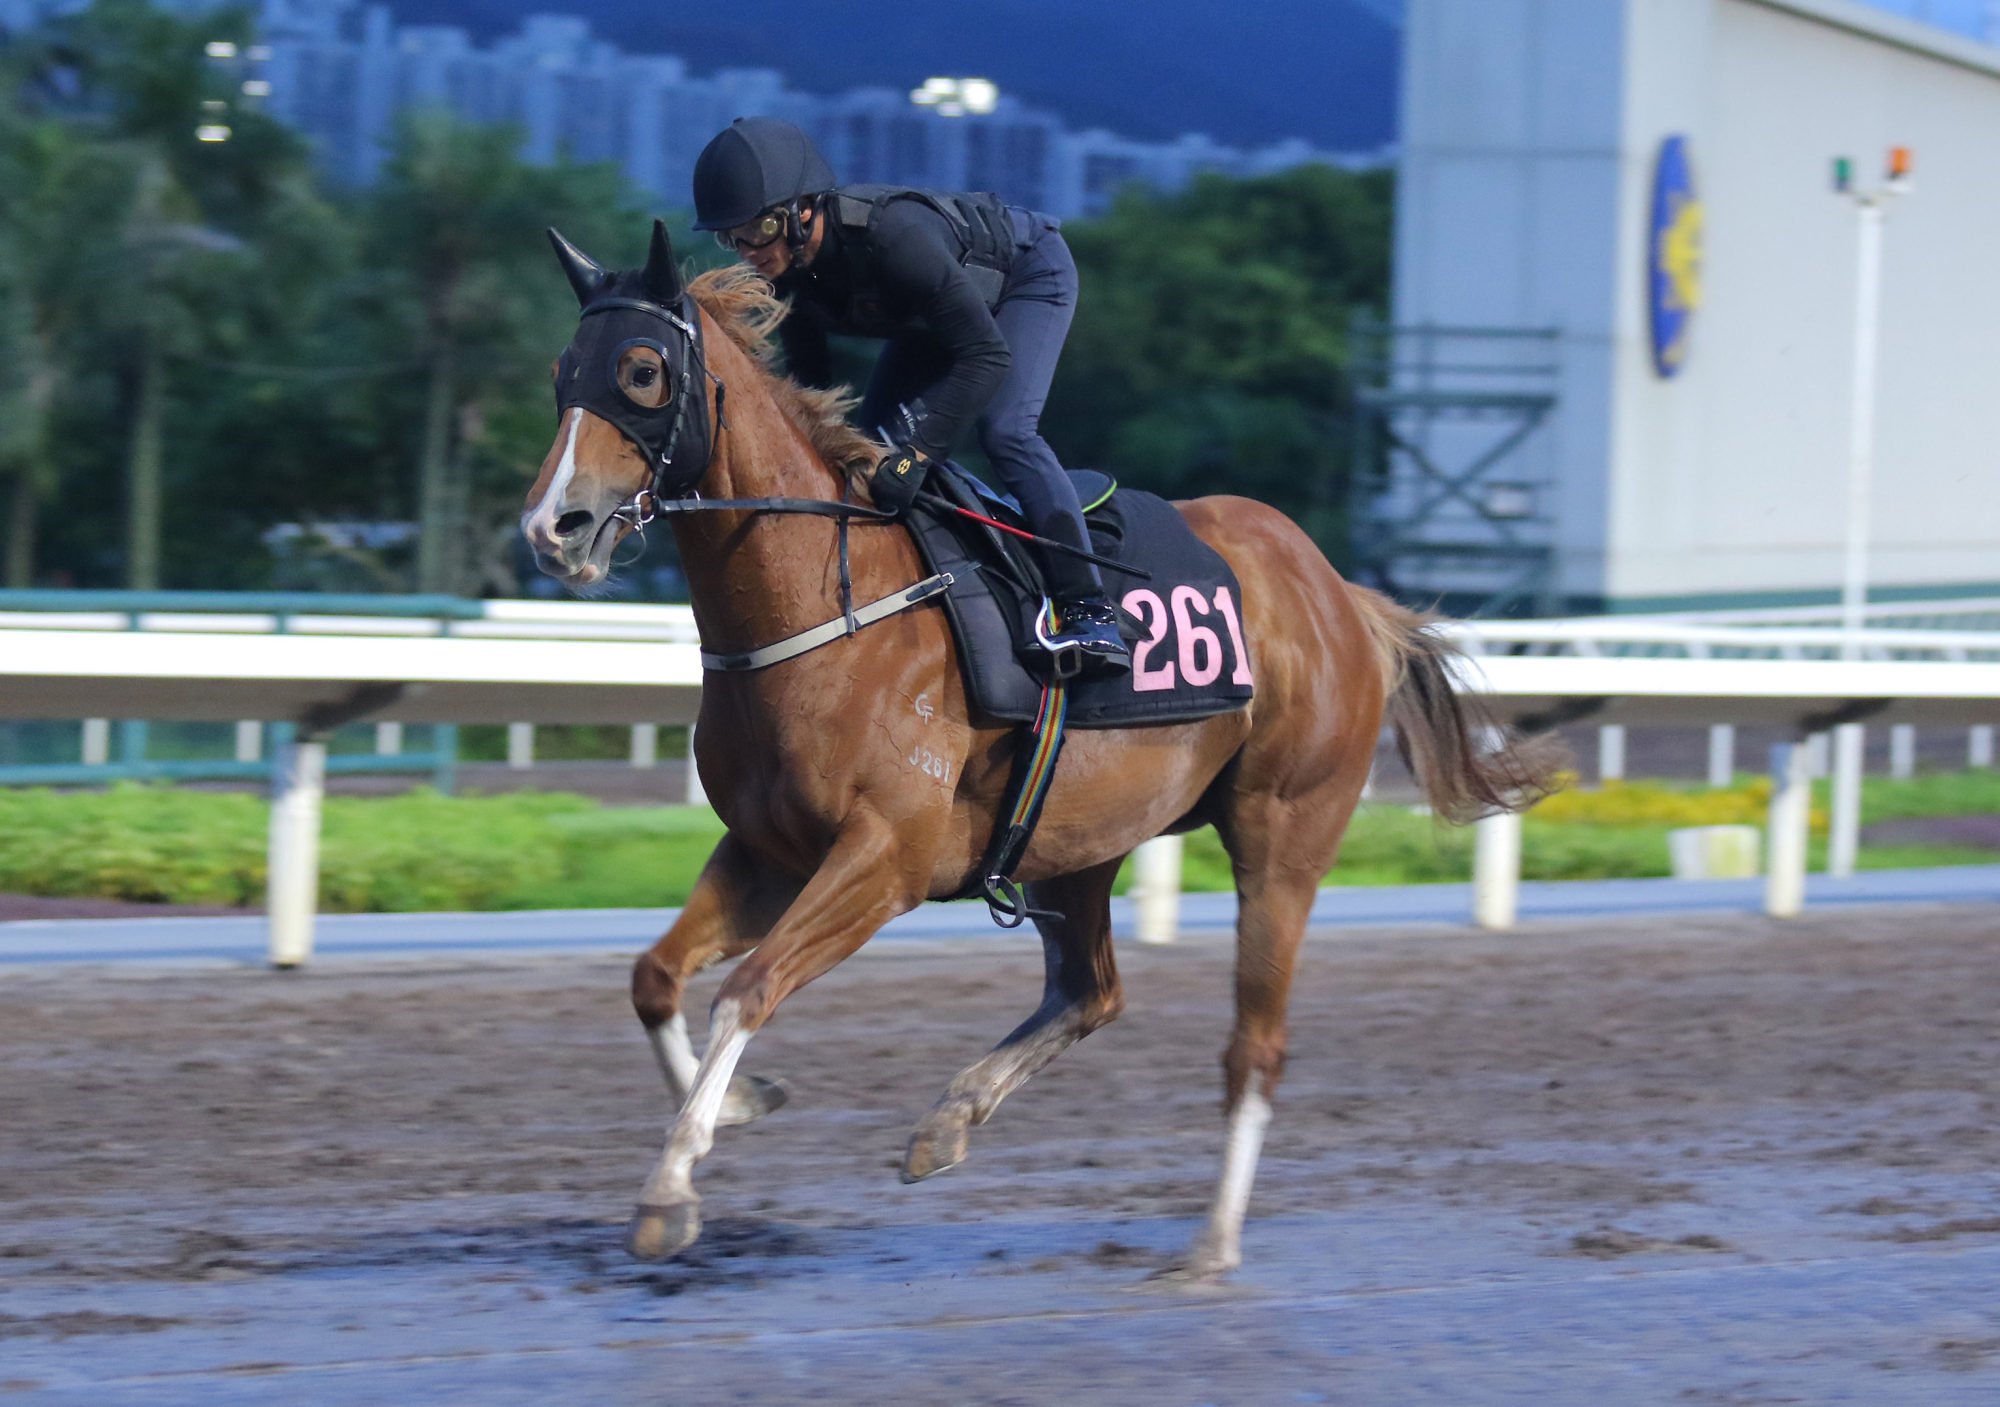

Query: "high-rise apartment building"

xmin=149 ymin=0 xmax=1368 ymax=217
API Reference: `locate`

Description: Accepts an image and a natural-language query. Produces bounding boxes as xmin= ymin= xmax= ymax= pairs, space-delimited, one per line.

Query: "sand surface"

xmin=4 ymin=906 xmax=2000 ymax=1404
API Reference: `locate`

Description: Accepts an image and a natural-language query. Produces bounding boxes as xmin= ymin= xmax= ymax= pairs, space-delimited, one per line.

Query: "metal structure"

xmin=1347 ymin=319 xmax=1561 ymax=617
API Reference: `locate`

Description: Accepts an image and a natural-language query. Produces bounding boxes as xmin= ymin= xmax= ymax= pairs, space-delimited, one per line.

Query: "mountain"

xmin=385 ymin=0 xmax=1403 ymax=151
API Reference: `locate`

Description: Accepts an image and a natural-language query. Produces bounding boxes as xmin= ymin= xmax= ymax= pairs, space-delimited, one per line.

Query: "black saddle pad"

xmin=907 ymin=466 xmax=1255 ymax=729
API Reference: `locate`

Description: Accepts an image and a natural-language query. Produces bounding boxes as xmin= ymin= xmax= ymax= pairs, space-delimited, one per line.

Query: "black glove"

xmin=869 ymin=444 xmax=930 ymax=515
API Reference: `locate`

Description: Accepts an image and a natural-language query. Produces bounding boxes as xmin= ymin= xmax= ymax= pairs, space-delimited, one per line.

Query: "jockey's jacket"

xmin=775 ymin=184 xmax=1056 ymax=460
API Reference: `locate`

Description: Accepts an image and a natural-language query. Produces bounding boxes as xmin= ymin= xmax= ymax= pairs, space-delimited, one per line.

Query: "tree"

xmin=0 ymin=108 xmax=143 ymax=586
xmin=1043 ymin=164 xmax=1394 ymax=560
xmin=1 ymin=0 xmax=317 ymax=588
xmin=364 ymin=112 xmax=638 ymax=594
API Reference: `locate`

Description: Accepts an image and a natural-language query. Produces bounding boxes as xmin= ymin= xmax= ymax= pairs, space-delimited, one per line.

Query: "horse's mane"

xmin=687 ymin=265 xmax=881 ymax=486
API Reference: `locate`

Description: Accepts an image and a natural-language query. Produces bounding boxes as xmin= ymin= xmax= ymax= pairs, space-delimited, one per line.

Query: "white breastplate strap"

xmin=700 ymin=572 xmax=955 ymax=672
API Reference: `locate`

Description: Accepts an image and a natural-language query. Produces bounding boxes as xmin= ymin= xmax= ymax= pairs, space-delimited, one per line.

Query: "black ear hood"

xmin=548 ymin=221 xmax=714 ymax=499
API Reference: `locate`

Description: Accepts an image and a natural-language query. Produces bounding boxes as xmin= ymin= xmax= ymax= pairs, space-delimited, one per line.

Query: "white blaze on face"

xmin=523 ymin=407 xmax=584 ymax=544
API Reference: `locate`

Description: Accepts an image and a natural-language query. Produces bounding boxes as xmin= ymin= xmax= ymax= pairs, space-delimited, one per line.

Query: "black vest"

xmin=825 ymin=184 xmax=1017 ymax=322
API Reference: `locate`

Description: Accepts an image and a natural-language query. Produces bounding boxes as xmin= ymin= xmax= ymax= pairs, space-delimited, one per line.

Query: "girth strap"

xmin=699 ymin=572 xmax=954 ymax=671
xmin=969 ymin=681 xmax=1070 ymax=928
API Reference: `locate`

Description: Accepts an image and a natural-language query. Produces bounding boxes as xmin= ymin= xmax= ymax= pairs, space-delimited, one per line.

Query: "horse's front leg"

xmin=632 ymin=833 xmax=804 ymax=1127
xmin=628 ymin=813 xmax=920 ymax=1261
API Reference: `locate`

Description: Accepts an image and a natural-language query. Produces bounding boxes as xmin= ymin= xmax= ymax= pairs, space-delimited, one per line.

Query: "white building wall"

xmin=1399 ymin=0 xmax=2000 ymax=610
xmin=1394 ymin=0 xmax=1628 ymax=603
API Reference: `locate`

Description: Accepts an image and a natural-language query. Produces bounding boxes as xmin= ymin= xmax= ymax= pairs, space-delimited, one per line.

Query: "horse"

xmin=519 ymin=222 xmax=1558 ymax=1278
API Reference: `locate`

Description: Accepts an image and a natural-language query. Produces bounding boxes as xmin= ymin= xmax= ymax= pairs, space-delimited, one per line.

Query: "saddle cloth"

xmin=905 ymin=464 xmax=1256 ymax=729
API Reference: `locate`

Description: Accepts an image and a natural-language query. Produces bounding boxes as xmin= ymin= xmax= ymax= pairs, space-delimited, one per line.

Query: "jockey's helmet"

xmin=691 ymin=118 xmax=836 ymax=232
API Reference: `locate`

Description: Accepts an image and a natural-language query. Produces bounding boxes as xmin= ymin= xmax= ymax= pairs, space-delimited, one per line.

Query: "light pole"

xmin=1826 ymin=146 xmax=1912 ymax=879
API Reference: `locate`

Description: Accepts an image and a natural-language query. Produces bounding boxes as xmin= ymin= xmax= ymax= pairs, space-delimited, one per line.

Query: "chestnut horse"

xmin=521 ymin=224 xmax=1556 ymax=1277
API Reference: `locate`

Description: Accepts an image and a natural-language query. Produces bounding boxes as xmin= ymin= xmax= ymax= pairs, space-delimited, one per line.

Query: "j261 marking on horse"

xmin=1121 ymin=584 xmax=1255 ymax=694
xmin=908 ymin=745 xmax=951 ymax=783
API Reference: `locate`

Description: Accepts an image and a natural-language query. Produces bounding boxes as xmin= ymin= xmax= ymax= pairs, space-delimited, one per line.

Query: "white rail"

xmin=2 ymin=616 xmax=1996 ymax=963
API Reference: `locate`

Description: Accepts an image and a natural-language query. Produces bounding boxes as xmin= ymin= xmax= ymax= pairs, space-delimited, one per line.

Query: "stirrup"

xmin=980 ymin=874 xmax=1062 ymax=929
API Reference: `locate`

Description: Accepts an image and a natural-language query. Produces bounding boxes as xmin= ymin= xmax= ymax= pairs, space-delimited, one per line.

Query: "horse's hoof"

xmin=627 ymin=1201 xmax=702 ymax=1261
xmin=718 ymin=1073 xmax=789 ymax=1128
xmin=1149 ymin=1236 xmax=1238 ymax=1285
xmin=900 ymin=1114 xmax=970 ymax=1183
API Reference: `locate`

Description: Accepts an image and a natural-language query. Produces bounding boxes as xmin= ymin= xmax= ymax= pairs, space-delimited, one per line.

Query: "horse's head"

xmin=521 ymin=220 xmax=714 ymax=587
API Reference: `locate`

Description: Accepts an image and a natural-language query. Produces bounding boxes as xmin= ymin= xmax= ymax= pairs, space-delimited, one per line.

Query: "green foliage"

xmin=6 ymin=2 xmax=1397 ymax=591
xmin=1849 ymin=769 xmax=2000 ymax=820
xmin=1046 ymin=165 xmax=1394 ymax=559
xmin=1534 ymin=775 xmax=1827 ymax=832
xmin=2 ymin=769 xmax=1994 ymax=914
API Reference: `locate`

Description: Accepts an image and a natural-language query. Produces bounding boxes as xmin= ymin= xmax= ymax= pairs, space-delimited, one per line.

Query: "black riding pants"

xmin=856 ymin=222 xmax=1102 ymax=600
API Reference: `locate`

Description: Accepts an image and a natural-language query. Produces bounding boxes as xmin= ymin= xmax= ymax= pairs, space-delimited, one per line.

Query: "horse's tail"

xmin=1352 ymin=588 xmax=1566 ymax=825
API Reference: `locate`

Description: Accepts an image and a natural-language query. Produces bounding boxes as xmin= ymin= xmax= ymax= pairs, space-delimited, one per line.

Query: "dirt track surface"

xmin=5 ymin=908 xmax=2000 ymax=1404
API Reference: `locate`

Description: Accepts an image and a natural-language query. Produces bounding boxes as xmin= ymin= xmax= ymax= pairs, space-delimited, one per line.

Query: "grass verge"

xmin=0 ymin=772 xmax=1993 ymax=914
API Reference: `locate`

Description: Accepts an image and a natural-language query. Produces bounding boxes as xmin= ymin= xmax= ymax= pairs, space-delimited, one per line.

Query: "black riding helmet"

xmin=691 ymin=117 xmax=836 ymax=232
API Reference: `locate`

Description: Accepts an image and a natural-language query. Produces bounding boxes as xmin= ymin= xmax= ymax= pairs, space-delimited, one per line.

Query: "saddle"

xmin=904 ymin=462 xmax=1255 ymax=729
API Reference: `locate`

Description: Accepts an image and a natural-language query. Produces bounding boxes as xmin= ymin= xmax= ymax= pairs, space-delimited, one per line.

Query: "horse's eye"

xmin=633 ymin=366 xmax=657 ymax=387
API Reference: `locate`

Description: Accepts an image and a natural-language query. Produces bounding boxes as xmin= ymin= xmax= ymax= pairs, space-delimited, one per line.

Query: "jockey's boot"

xmin=1042 ymin=594 xmax=1132 ymax=675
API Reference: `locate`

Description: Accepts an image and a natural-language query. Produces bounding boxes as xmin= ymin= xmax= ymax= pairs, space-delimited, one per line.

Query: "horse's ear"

xmin=547 ymin=227 xmax=607 ymax=307
xmin=641 ymin=219 xmax=683 ymax=304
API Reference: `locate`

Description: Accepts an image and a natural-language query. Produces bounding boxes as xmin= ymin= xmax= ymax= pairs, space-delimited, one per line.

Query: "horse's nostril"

xmin=554 ymin=511 xmax=595 ymax=539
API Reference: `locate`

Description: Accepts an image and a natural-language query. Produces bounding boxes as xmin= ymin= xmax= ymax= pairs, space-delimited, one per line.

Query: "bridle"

xmin=553 ymin=282 xmax=922 ymax=650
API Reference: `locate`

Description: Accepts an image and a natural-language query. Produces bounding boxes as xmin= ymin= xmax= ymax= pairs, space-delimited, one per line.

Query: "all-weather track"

xmin=4 ymin=904 xmax=2000 ymax=1404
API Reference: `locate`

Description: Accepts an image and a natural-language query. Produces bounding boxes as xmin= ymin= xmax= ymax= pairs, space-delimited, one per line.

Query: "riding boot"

xmin=1038 ymin=593 xmax=1131 ymax=674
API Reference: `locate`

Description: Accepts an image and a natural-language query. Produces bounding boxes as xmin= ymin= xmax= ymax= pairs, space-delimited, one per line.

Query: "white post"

xmin=1841 ymin=199 xmax=1885 ymax=648
xmin=1765 ymin=740 xmax=1812 ymax=919
xmin=1472 ymin=810 xmax=1523 ymax=931
xmin=1828 ymin=723 xmax=1865 ymax=879
xmin=630 ymin=723 xmax=659 ymax=769
xmin=81 ymin=718 xmax=111 ymax=766
xmin=507 ymin=722 xmax=535 ymax=770
xmin=1889 ymin=724 xmax=1916 ymax=780
xmin=267 ymin=736 xmax=327 ymax=969
xmin=1824 ymin=179 xmax=1892 ymax=867
xmin=1971 ymin=726 xmax=1995 ymax=769
xmin=375 ymin=721 xmax=403 ymax=756
xmin=1132 ymin=835 xmax=1184 ymax=945
xmin=1596 ymin=725 xmax=1626 ymax=784
xmin=1707 ymin=724 xmax=1735 ymax=788
xmin=1806 ymin=732 xmax=1831 ymax=778
xmin=684 ymin=722 xmax=707 ymax=806
xmin=234 ymin=720 xmax=262 ymax=764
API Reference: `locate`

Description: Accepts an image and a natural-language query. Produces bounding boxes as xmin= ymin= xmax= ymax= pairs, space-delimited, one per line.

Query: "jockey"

xmin=690 ymin=116 xmax=1130 ymax=674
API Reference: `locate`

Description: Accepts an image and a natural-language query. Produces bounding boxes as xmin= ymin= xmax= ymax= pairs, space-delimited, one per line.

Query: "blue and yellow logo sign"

xmin=1648 ymin=135 xmax=1702 ymax=378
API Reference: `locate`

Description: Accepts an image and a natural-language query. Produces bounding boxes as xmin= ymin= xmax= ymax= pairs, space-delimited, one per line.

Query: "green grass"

xmin=0 ymin=771 xmax=1993 ymax=913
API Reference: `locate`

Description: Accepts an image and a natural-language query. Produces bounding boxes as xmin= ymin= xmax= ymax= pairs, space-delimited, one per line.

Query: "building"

xmin=1366 ymin=0 xmax=2000 ymax=614
xmin=230 ymin=2 xmax=1364 ymax=218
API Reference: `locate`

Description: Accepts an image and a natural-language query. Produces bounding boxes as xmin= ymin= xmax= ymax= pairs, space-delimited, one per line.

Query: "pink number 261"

xmin=1120 ymin=586 xmax=1255 ymax=693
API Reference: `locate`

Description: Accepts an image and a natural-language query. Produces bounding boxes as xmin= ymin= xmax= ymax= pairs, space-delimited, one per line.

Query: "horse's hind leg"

xmin=631 ymin=832 xmax=804 ymax=1127
xmin=902 ymin=857 xmax=1125 ymax=1183
xmin=1168 ymin=782 xmax=1360 ymax=1280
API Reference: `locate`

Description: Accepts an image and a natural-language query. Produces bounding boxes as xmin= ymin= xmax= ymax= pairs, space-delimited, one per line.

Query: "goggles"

xmin=714 ymin=208 xmax=788 ymax=253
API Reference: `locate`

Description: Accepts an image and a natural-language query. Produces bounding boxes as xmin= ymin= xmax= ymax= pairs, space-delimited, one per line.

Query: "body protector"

xmin=828 ymin=184 xmax=1018 ymax=319
xmin=548 ymin=222 xmax=716 ymax=504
